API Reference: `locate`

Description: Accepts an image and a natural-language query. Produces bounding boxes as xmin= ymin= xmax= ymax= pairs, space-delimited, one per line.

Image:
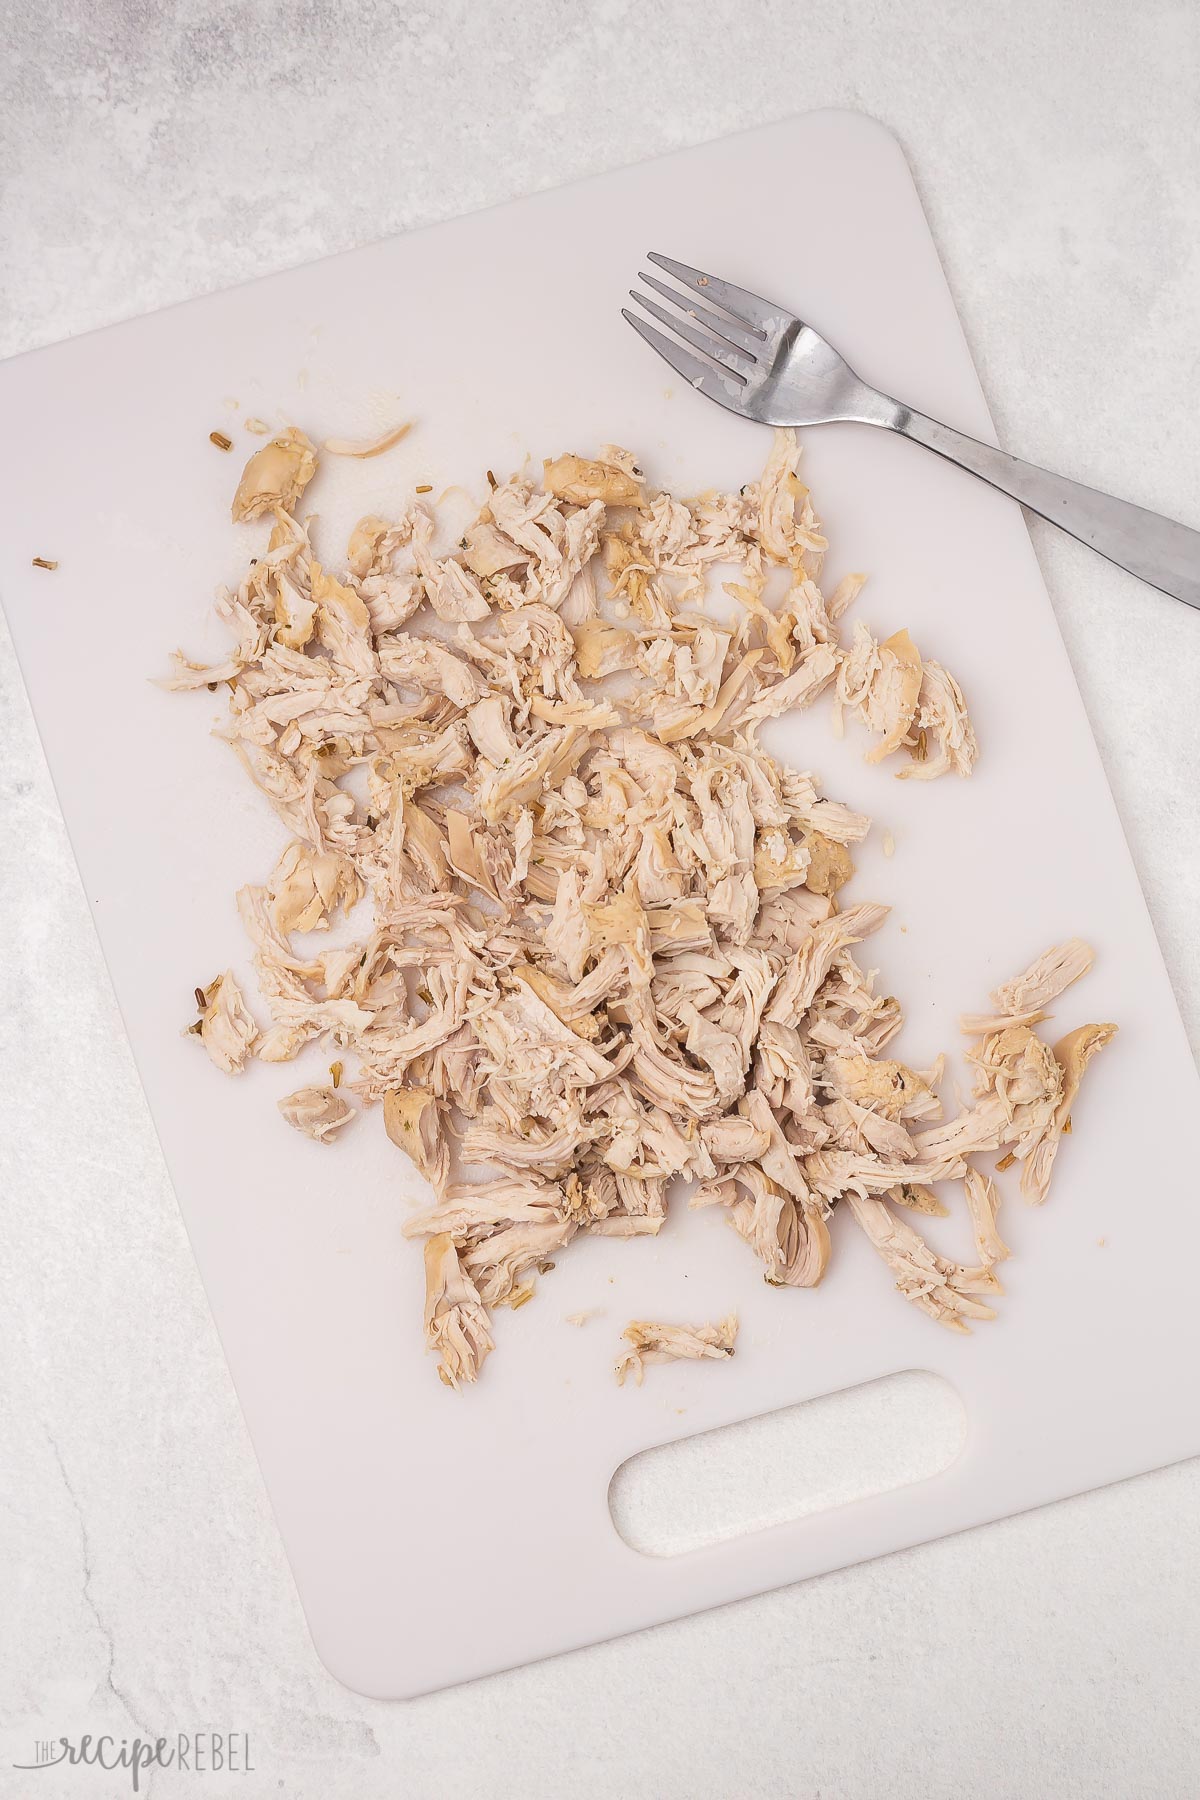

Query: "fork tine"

xmin=627 ymin=289 xmax=755 ymax=375
xmin=646 ymin=252 xmax=785 ymax=334
xmin=620 ymin=309 xmax=750 ymax=413
xmin=637 ymin=272 xmax=764 ymax=355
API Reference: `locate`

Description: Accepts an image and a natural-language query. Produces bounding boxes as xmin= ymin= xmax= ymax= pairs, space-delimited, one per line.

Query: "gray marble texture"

xmin=2 ymin=1 xmax=1199 ymax=1795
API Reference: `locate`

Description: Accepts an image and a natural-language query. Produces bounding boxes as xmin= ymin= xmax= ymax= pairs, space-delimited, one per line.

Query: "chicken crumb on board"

xmin=616 ymin=1315 xmax=739 ymax=1386
xmin=168 ymin=425 xmax=1116 ymax=1387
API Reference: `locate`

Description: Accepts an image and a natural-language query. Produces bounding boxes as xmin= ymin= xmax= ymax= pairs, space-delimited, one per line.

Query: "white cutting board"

xmin=2 ymin=110 xmax=1197 ymax=1699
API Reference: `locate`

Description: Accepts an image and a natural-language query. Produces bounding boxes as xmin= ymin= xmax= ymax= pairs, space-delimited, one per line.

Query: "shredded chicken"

xmin=423 ymin=1233 xmax=494 ymax=1388
xmin=172 ymin=424 xmax=1115 ymax=1382
xmin=278 ymin=1083 xmax=355 ymax=1142
xmin=323 ymin=421 xmax=412 ymax=459
xmin=270 ymin=841 xmax=363 ymax=933
xmin=615 ymin=1314 xmax=739 ymax=1386
xmin=836 ymin=624 xmax=923 ymax=764
xmin=959 ymin=937 xmax=1095 ymax=1036
xmin=190 ymin=971 xmax=258 ymax=1073
xmin=964 ymin=1166 xmax=1009 ymax=1265
xmin=846 ymin=1193 xmax=1000 ymax=1333
xmin=897 ymin=660 xmax=977 ymax=780
xmin=1021 ymin=1021 xmax=1117 ymax=1205
xmin=231 ymin=427 xmax=317 ymax=522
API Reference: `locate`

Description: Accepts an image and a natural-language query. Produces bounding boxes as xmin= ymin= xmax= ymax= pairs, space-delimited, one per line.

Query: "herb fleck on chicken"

xmin=169 ymin=427 xmax=1115 ymax=1387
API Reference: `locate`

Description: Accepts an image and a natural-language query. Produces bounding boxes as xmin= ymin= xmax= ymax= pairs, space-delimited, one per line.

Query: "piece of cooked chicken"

xmin=960 ymin=937 xmax=1095 ymax=1034
xmin=383 ymin=1086 xmax=450 ymax=1190
xmin=270 ymin=841 xmax=363 ymax=934
xmin=231 ymin=427 xmax=317 ymax=523
xmin=836 ymin=622 xmax=923 ymax=764
xmin=615 ymin=1314 xmax=739 ymax=1386
xmin=1021 ymin=1021 xmax=1117 ymax=1205
xmin=897 ymin=660 xmax=977 ymax=780
xmin=423 ymin=1233 xmax=494 ymax=1387
xmin=846 ymin=1192 xmax=1000 ymax=1333
xmin=964 ymin=1166 xmax=1010 ymax=1266
xmin=543 ymin=452 xmax=644 ymax=507
xmin=191 ymin=971 xmax=258 ymax=1074
xmin=278 ymin=1084 xmax=355 ymax=1142
xmin=171 ymin=424 xmax=1112 ymax=1382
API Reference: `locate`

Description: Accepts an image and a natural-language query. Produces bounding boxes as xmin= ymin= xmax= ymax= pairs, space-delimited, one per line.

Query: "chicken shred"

xmin=192 ymin=971 xmax=258 ymax=1074
xmin=960 ymin=937 xmax=1096 ymax=1035
xmin=846 ymin=1193 xmax=999 ymax=1333
xmin=231 ymin=427 xmax=317 ymax=522
xmin=322 ymin=421 xmax=413 ymax=459
xmin=836 ymin=623 xmax=923 ymax=764
xmin=423 ymin=1234 xmax=494 ymax=1388
xmin=278 ymin=1083 xmax=355 ymax=1142
xmin=964 ymin=1166 xmax=1009 ymax=1265
xmin=897 ymin=660 xmax=977 ymax=780
xmin=173 ymin=425 xmax=1115 ymax=1382
xmin=616 ymin=1314 xmax=739 ymax=1386
xmin=1021 ymin=1021 xmax=1117 ymax=1205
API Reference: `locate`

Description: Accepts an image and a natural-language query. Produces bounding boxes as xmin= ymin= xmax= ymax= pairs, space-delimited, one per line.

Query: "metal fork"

xmin=624 ymin=254 xmax=1199 ymax=613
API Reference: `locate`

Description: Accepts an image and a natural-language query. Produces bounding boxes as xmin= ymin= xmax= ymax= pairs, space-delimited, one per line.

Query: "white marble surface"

xmin=2 ymin=1 xmax=1199 ymax=1795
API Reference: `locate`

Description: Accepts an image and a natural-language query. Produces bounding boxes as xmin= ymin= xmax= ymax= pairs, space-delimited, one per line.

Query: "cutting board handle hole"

xmin=608 ymin=1370 xmax=964 ymax=1557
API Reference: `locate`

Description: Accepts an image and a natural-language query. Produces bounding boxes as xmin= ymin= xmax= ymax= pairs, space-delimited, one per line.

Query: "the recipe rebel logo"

xmin=11 ymin=1731 xmax=254 ymax=1792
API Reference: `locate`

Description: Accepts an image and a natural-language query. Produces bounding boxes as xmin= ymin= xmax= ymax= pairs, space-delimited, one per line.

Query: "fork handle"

xmin=885 ymin=404 xmax=1200 ymax=611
